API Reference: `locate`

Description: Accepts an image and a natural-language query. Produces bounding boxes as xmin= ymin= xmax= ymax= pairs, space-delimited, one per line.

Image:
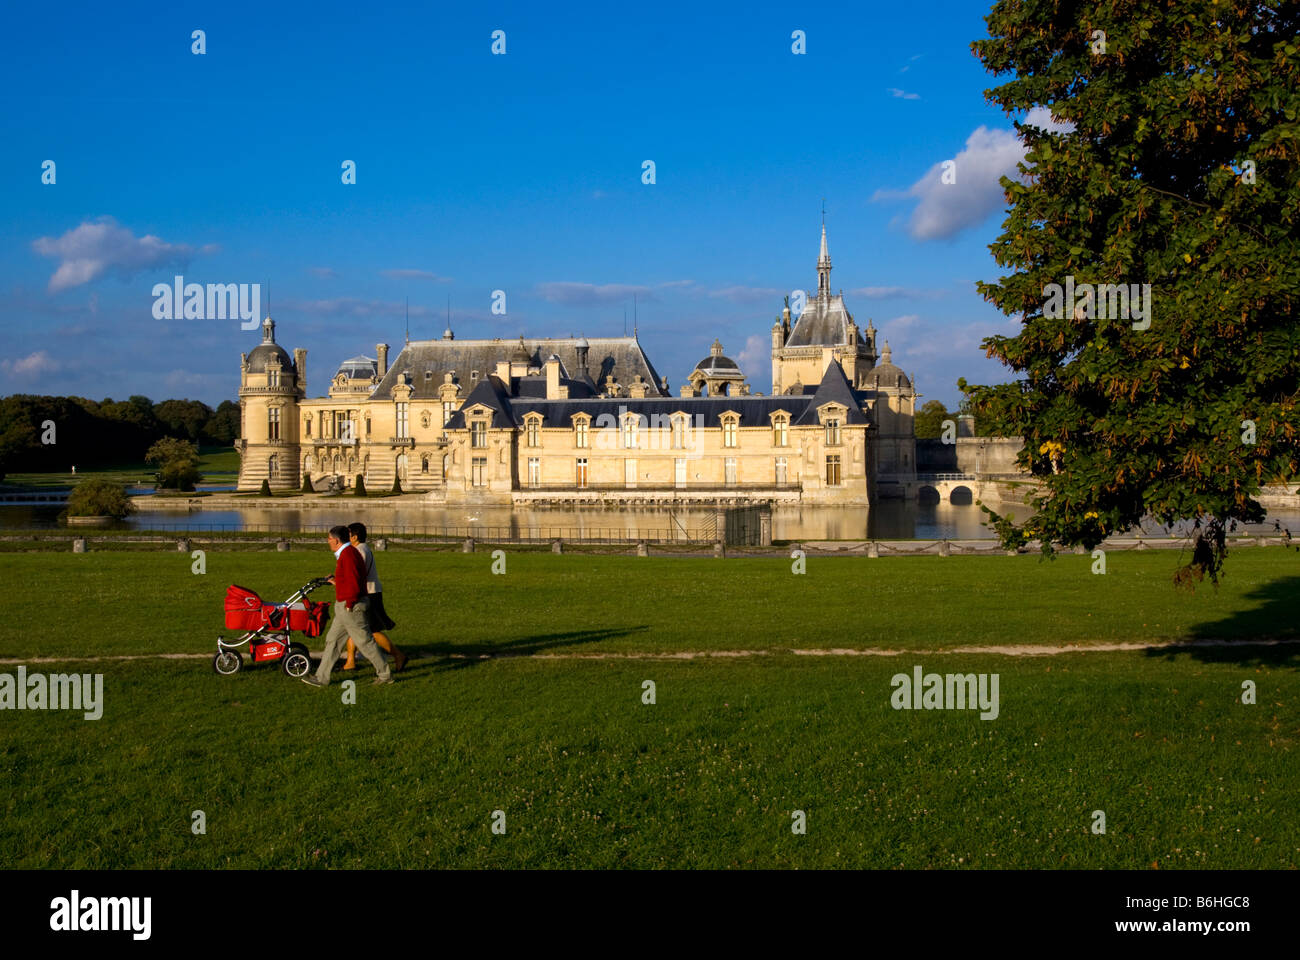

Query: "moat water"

xmin=3 ymin=499 xmax=1298 ymax=541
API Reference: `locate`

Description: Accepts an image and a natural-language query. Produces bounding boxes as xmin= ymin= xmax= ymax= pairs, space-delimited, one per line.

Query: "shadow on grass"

xmin=395 ymin=625 xmax=652 ymax=675
xmin=1146 ymin=575 xmax=1300 ymax=668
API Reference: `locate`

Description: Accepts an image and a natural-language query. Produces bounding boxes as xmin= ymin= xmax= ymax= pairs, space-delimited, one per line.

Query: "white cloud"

xmin=708 ymin=285 xmax=784 ymax=304
xmin=874 ymin=107 xmax=1077 ymax=241
xmin=279 ymin=297 xmax=437 ymax=318
xmin=734 ymin=334 xmax=769 ymax=379
xmin=380 ymin=269 xmax=452 ymax=282
xmin=32 ymin=217 xmax=211 ymax=293
xmin=851 ymin=286 xmax=948 ymax=300
xmin=1 ymin=350 xmax=58 ymax=377
xmin=536 ymin=282 xmax=656 ymax=306
xmin=887 ymin=87 xmax=921 ymax=100
xmin=1023 ymin=105 xmax=1074 ymax=135
xmin=307 ymin=267 xmax=338 ymax=279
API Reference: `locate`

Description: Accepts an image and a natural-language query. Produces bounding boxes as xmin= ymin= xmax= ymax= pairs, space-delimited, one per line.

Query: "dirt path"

xmin=1 ymin=636 xmax=1295 ymax=666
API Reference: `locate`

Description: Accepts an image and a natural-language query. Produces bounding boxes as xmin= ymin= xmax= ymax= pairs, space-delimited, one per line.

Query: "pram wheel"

xmin=213 ymin=650 xmax=243 ymax=675
xmin=282 ymin=643 xmax=311 ymax=678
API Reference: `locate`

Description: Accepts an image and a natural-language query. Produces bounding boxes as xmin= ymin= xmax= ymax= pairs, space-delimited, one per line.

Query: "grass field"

xmin=1 ymin=446 xmax=238 ymax=489
xmin=1 ymin=549 xmax=1296 ymax=868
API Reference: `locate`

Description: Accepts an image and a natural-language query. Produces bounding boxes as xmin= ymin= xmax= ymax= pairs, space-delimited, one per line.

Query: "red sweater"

xmin=333 ymin=543 xmax=367 ymax=610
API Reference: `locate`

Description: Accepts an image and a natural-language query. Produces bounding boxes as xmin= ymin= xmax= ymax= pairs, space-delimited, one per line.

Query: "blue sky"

xmin=0 ymin=0 xmax=1045 ymax=410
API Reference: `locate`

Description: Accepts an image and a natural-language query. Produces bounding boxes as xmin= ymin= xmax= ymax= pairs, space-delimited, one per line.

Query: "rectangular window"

xmin=471 ymin=421 xmax=487 ymax=448
xmin=304 ymin=417 xmax=312 ymax=438
xmin=471 ymin=457 xmax=486 ymax=487
xmin=623 ymin=417 xmax=638 ymax=449
xmin=267 ymin=408 xmax=280 ymax=440
xmin=575 ymin=420 xmax=588 ymax=448
xmin=442 ymin=401 xmax=455 ymax=426
xmin=527 ymin=457 xmax=540 ymax=488
xmin=672 ymin=418 xmax=685 ymax=449
xmin=725 ymin=457 xmax=737 ymax=486
xmin=268 ymin=369 xmax=279 ymax=387
xmin=396 ymin=403 xmax=409 ymax=439
xmin=775 ymin=457 xmax=787 ymax=485
xmin=365 ymin=418 xmax=371 ymax=437
xmin=826 ymin=455 xmax=841 ymax=486
xmin=576 ymin=458 xmax=588 ymax=488
xmin=527 ymin=419 xmax=540 ymax=447
xmin=724 ymin=421 xmax=737 ymax=448
xmin=774 ymin=419 xmax=787 ymax=446
xmin=825 ymin=418 xmax=841 ymax=446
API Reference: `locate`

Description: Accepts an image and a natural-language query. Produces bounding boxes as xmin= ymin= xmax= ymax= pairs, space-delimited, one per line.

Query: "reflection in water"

xmin=3 ymin=498 xmax=1299 ymax=541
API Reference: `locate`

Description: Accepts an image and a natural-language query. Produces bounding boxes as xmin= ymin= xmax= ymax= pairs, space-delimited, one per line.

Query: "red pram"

xmin=214 ymin=577 xmax=331 ymax=676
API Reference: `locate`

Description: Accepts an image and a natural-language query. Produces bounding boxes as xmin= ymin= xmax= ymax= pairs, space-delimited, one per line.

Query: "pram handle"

xmin=301 ymin=576 xmax=332 ymax=594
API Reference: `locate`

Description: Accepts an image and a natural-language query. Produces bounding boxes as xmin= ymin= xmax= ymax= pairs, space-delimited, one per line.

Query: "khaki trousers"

xmin=314 ymin=598 xmax=392 ymax=683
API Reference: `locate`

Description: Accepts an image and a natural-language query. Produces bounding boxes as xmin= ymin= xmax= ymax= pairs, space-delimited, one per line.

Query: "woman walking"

xmin=340 ymin=522 xmax=408 ymax=673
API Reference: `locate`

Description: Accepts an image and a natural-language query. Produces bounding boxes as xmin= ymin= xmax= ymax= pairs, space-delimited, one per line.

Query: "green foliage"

xmin=145 ymin=437 xmax=202 ymax=491
xmin=355 ymin=475 xmax=367 ymax=496
xmin=914 ymin=400 xmax=952 ymax=439
xmin=300 ymin=473 xmax=313 ymax=494
xmin=65 ymin=478 xmax=134 ymax=519
xmin=258 ymin=478 xmax=272 ymax=497
xmin=152 ymin=399 xmax=212 ymax=443
xmin=202 ymin=400 xmax=241 ymax=446
xmin=391 ymin=475 xmax=402 ymax=495
xmin=0 ymin=394 xmax=239 ymax=472
xmin=965 ymin=0 xmax=1300 ymax=584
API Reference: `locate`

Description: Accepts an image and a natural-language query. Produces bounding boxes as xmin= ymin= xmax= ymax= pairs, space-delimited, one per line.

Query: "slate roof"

xmin=367 ymin=336 xmax=667 ymax=401
xmin=247 ymin=342 xmax=292 ymax=373
xmin=792 ymin=361 xmax=869 ymax=426
xmin=785 ymin=294 xmax=861 ymax=347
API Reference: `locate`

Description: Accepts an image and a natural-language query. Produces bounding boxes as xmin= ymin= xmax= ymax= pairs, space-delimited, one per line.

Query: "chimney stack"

xmin=376 ymin=343 xmax=389 ymax=378
xmin=293 ymin=348 xmax=307 ymax=393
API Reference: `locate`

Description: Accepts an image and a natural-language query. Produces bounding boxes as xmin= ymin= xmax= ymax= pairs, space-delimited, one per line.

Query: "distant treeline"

xmin=0 ymin=395 xmax=239 ymax=474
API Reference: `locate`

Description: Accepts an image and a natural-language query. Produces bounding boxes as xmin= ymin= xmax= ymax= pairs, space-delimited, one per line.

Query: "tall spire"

xmin=817 ymin=219 xmax=832 ymax=300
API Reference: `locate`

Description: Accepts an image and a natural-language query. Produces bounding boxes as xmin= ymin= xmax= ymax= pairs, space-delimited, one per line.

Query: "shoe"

xmin=341 ymin=664 xmax=357 ymax=671
xmin=393 ymin=650 xmax=408 ymax=673
xmin=372 ymin=676 xmax=395 ymax=685
xmin=301 ymin=676 xmax=326 ymax=688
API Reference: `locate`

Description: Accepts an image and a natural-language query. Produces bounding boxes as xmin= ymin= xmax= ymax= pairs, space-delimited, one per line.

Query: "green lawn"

xmin=1 ymin=549 xmax=1297 ymax=659
xmin=0 ymin=549 xmax=1295 ymax=869
xmin=1 ymin=445 xmax=238 ymax=489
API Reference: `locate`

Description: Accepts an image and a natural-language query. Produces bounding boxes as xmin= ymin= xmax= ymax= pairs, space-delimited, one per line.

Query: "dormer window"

xmin=772 ymin=416 xmax=788 ymax=447
xmin=722 ymin=415 xmax=739 ymax=448
xmin=622 ymin=414 xmax=640 ymax=449
xmin=525 ymin=415 xmax=541 ymax=447
xmin=573 ymin=416 xmax=590 ymax=449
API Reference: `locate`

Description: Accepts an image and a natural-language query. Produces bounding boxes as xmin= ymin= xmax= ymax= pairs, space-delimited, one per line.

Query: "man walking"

xmin=302 ymin=525 xmax=394 ymax=687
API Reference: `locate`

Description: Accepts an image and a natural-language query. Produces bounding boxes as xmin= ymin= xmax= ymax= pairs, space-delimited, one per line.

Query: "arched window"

xmin=396 ymin=454 xmax=408 ymax=480
xmin=267 ymin=455 xmax=279 ymax=479
xmin=421 ymin=455 xmax=430 ymax=473
xmin=304 ymin=454 xmax=314 ymax=472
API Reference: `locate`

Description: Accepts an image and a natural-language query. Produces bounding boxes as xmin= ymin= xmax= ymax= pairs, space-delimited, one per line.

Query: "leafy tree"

xmin=914 ymin=400 xmax=953 ymax=439
xmin=65 ymin=478 xmax=134 ymax=519
xmin=964 ymin=0 xmax=1300 ymax=584
xmin=390 ymin=475 xmax=403 ymax=495
xmin=301 ymin=472 xmax=314 ymax=493
xmin=259 ymin=478 xmax=272 ymax=496
xmin=145 ymin=437 xmax=203 ymax=491
xmin=153 ymin=399 xmax=212 ymax=443
xmin=203 ymin=400 xmax=241 ymax=446
xmin=355 ymin=475 xmax=367 ymax=496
